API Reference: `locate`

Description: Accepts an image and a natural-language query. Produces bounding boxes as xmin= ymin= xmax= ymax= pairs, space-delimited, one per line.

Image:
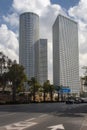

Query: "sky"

xmin=51 ymin=0 xmax=80 ymax=10
xmin=0 ymin=0 xmax=87 ymax=82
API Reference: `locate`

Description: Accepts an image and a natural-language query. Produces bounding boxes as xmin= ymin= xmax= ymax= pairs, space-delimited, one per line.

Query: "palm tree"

xmin=28 ymin=77 xmax=40 ymax=102
xmin=43 ymin=80 xmax=50 ymax=102
xmin=55 ymin=85 xmax=62 ymax=101
xmin=49 ymin=84 xmax=55 ymax=102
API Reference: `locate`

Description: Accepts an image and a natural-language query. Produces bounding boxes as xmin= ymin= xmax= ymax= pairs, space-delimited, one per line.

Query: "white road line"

xmin=5 ymin=122 xmax=37 ymax=130
xmin=2 ymin=118 xmax=38 ymax=130
xmin=0 ymin=114 xmax=49 ymax=130
xmin=26 ymin=118 xmax=36 ymax=121
xmin=39 ymin=114 xmax=48 ymax=118
xmin=48 ymin=124 xmax=65 ymax=130
xmin=0 ymin=113 xmax=16 ymax=117
xmin=80 ymin=117 xmax=87 ymax=130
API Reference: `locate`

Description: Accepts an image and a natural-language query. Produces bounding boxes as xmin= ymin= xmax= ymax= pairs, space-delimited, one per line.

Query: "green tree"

xmin=49 ymin=84 xmax=55 ymax=102
xmin=7 ymin=63 xmax=27 ymax=103
xmin=43 ymin=80 xmax=50 ymax=102
xmin=0 ymin=52 xmax=11 ymax=91
xmin=28 ymin=77 xmax=40 ymax=102
xmin=0 ymin=52 xmax=5 ymax=76
xmin=55 ymin=85 xmax=62 ymax=101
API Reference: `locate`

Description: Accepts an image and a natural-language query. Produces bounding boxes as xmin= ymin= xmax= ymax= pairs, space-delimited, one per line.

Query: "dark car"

xmin=74 ymin=97 xmax=82 ymax=104
xmin=65 ymin=98 xmax=74 ymax=104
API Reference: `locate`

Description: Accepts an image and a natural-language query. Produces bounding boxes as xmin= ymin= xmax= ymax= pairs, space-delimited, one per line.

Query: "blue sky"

xmin=0 ymin=0 xmax=80 ymax=15
xmin=0 ymin=0 xmax=87 ymax=81
xmin=51 ymin=0 xmax=80 ymax=9
xmin=0 ymin=0 xmax=12 ymax=14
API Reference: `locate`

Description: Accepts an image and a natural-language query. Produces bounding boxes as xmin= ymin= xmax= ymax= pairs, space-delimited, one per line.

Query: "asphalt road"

xmin=0 ymin=103 xmax=87 ymax=130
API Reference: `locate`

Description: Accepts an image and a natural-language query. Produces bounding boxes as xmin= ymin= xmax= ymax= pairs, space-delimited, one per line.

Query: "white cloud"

xmin=0 ymin=24 xmax=18 ymax=62
xmin=40 ymin=4 xmax=66 ymax=40
xmin=3 ymin=13 xmax=19 ymax=28
xmin=68 ymin=0 xmax=87 ymax=76
xmin=69 ymin=0 xmax=87 ymax=22
xmin=12 ymin=0 xmax=50 ymax=15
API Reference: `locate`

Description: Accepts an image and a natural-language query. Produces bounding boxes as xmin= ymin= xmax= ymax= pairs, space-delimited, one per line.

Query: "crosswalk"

xmin=0 ymin=114 xmax=65 ymax=130
xmin=0 ymin=118 xmax=38 ymax=130
xmin=0 ymin=114 xmax=49 ymax=130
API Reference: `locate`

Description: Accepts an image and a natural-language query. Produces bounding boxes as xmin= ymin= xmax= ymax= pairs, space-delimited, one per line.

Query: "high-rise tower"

xmin=39 ymin=39 xmax=48 ymax=85
xmin=19 ymin=12 xmax=39 ymax=80
xmin=53 ymin=15 xmax=80 ymax=93
xmin=19 ymin=12 xmax=48 ymax=84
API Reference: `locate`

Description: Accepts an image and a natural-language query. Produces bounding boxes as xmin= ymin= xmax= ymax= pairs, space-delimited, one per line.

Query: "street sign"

xmin=60 ymin=88 xmax=71 ymax=93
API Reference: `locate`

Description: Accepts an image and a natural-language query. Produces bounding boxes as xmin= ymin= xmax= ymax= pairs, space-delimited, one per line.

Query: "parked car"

xmin=74 ymin=97 xmax=82 ymax=104
xmin=65 ymin=98 xmax=74 ymax=104
xmin=80 ymin=97 xmax=87 ymax=103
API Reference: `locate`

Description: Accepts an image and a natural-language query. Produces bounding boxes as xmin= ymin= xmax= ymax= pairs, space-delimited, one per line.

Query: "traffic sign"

xmin=59 ymin=88 xmax=71 ymax=93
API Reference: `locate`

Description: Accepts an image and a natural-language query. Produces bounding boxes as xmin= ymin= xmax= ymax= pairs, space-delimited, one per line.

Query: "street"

xmin=0 ymin=103 xmax=87 ymax=130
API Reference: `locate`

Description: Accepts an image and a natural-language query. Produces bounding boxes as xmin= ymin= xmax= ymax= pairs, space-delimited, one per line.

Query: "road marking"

xmin=5 ymin=122 xmax=37 ymax=130
xmin=80 ymin=117 xmax=87 ymax=130
xmin=0 ymin=113 xmax=16 ymax=117
xmin=3 ymin=118 xmax=38 ymax=130
xmin=48 ymin=124 xmax=65 ymax=130
xmin=26 ymin=118 xmax=36 ymax=121
xmin=39 ymin=114 xmax=48 ymax=118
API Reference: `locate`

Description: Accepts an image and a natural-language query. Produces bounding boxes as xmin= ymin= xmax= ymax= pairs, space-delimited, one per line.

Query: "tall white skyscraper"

xmin=19 ymin=12 xmax=48 ymax=84
xmin=19 ymin=12 xmax=39 ymax=80
xmin=53 ymin=14 xmax=80 ymax=93
xmin=39 ymin=39 xmax=48 ymax=85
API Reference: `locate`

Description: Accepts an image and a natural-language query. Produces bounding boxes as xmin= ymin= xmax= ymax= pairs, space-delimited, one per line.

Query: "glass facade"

xmin=19 ymin=12 xmax=48 ymax=84
xmin=53 ymin=15 xmax=80 ymax=93
xmin=39 ymin=39 xmax=48 ymax=85
xmin=19 ymin=12 xmax=39 ymax=80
